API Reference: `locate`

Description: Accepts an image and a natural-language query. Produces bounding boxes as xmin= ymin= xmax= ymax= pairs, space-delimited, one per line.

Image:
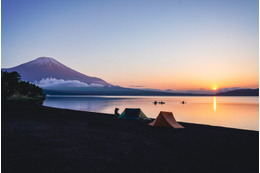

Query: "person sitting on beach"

xmin=114 ymin=108 xmax=120 ymax=117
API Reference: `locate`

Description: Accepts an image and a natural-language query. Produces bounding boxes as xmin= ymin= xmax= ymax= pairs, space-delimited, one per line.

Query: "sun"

xmin=212 ymin=86 xmax=218 ymax=91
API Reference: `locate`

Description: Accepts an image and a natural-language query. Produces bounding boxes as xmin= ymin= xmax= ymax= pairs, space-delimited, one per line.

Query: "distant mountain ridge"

xmin=2 ymin=57 xmax=110 ymax=86
xmin=42 ymin=86 xmax=207 ymax=96
xmin=42 ymin=87 xmax=258 ymax=96
xmin=215 ymin=89 xmax=259 ymax=96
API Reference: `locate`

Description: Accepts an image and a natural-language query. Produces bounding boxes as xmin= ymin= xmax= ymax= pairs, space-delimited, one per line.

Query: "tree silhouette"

xmin=2 ymin=71 xmax=44 ymax=100
xmin=2 ymin=71 xmax=21 ymax=99
xmin=17 ymin=81 xmax=30 ymax=95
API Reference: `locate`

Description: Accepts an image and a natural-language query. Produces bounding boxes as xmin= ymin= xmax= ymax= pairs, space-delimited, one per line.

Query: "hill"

xmin=216 ymin=89 xmax=259 ymax=96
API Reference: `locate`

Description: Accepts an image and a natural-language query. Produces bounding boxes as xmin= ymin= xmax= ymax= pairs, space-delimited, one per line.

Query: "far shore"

xmin=2 ymin=100 xmax=259 ymax=173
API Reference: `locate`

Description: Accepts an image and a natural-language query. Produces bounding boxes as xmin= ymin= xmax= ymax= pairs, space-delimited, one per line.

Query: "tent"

xmin=118 ymin=108 xmax=147 ymax=120
xmin=149 ymin=111 xmax=184 ymax=128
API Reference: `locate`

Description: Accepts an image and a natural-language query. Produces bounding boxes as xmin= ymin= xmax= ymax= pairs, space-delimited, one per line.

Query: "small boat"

xmin=158 ymin=101 xmax=165 ymax=104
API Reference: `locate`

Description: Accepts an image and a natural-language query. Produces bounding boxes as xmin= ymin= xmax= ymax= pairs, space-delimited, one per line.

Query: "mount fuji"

xmin=2 ymin=57 xmax=111 ymax=88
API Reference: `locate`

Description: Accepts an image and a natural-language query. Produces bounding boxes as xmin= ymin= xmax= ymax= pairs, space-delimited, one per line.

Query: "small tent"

xmin=118 ymin=108 xmax=147 ymax=120
xmin=149 ymin=111 xmax=184 ymax=128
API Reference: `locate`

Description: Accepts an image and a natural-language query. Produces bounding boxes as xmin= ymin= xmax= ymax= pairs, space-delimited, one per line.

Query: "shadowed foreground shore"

xmin=2 ymin=100 xmax=259 ymax=173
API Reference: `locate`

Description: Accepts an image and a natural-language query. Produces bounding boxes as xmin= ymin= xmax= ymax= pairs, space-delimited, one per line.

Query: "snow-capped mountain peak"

xmin=2 ymin=57 xmax=111 ymax=86
xmin=24 ymin=57 xmax=65 ymax=67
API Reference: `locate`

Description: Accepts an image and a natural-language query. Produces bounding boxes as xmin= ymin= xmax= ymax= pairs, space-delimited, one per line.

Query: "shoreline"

xmin=42 ymin=101 xmax=258 ymax=132
xmin=43 ymin=104 xmax=258 ymax=132
xmin=2 ymin=100 xmax=259 ymax=173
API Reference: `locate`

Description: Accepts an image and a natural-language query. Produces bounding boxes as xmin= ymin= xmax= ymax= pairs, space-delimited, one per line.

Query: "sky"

xmin=2 ymin=0 xmax=259 ymax=90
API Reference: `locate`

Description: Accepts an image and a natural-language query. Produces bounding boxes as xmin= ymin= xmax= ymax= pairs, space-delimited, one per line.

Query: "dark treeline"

xmin=2 ymin=71 xmax=44 ymax=100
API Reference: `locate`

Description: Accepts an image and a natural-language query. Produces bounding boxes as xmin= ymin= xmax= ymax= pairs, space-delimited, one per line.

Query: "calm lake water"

xmin=43 ymin=96 xmax=259 ymax=131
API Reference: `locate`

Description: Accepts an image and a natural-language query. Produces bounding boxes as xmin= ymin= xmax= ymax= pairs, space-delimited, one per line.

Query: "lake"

xmin=43 ymin=96 xmax=259 ymax=131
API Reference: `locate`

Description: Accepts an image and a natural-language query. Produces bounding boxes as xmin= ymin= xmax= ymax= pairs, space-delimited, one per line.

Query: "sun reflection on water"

xmin=213 ymin=97 xmax=217 ymax=111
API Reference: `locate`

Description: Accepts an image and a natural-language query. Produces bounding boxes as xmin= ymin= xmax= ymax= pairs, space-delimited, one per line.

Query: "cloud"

xmin=34 ymin=78 xmax=104 ymax=88
xmin=129 ymin=85 xmax=146 ymax=88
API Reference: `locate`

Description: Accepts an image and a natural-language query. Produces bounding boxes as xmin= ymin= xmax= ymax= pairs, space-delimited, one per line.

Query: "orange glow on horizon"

xmin=108 ymin=70 xmax=259 ymax=90
xmin=110 ymin=75 xmax=258 ymax=91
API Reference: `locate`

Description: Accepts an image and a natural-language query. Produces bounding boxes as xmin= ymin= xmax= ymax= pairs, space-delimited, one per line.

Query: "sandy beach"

xmin=2 ymin=100 xmax=259 ymax=173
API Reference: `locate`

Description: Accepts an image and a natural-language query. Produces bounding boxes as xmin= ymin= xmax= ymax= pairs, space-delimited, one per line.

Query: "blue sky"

xmin=2 ymin=0 xmax=259 ymax=90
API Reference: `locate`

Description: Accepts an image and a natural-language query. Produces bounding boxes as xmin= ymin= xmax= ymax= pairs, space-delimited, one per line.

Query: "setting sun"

xmin=212 ymin=86 xmax=218 ymax=91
